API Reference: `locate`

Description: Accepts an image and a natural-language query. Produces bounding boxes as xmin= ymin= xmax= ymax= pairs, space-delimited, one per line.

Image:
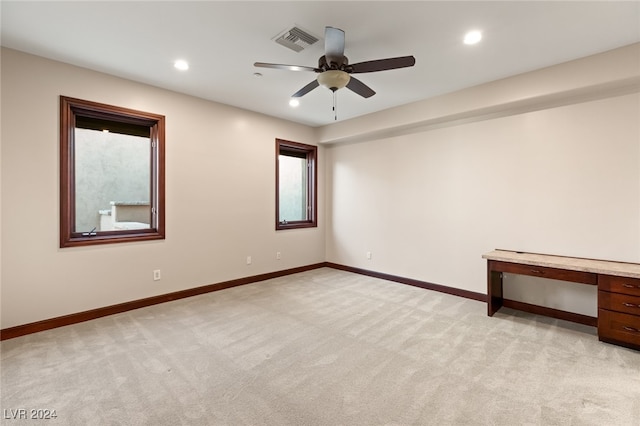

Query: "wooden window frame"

xmin=60 ymin=96 xmax=165 ymax=248
xmin=276 ymin=139 xmax=317 ymax=230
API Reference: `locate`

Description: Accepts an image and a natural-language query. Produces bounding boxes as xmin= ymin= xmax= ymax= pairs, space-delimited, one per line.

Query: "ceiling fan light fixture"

xmin=317 ymin=70 xmax=350 ymax=91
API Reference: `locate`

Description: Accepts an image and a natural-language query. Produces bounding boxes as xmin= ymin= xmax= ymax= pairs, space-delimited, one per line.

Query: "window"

xmin=60 ymin=96 xmax=165 ymax=247
xmin=276 ymin=139 xmax=317 ymax=230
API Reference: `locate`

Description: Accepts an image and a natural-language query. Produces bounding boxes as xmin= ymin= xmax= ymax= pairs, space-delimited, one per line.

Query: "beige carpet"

xmin=1 ymin=268 xmax=639 ymax=425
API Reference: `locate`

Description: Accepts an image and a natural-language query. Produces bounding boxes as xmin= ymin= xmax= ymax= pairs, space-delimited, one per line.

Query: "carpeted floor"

xmin=1 ymin=268 xmax=639 ymax=425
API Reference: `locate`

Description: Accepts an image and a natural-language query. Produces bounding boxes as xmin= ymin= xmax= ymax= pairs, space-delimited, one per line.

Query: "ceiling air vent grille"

xmin=274 ymin=26 xmax=320 ymax=52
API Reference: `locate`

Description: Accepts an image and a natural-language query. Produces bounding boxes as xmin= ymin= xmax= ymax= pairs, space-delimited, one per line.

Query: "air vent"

xmin=273 ymin=26 xmax=320 ymax=52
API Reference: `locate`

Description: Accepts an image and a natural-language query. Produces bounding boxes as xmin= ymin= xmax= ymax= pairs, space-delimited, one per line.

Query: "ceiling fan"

xmin=254 ymin=26 xmax=416 ymax=118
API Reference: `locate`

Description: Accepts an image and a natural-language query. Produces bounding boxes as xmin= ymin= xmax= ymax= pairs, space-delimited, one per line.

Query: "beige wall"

xmin=2 ymin=43 xmax=639 ymax=328
xmin=322 ymin=43 xmax=640 ymax=316
xmin=0 ymin=48 xmax=324 ymax=329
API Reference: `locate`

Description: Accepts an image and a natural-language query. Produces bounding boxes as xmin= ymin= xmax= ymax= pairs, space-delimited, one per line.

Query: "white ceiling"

xmin=2 ymin=1 xmax=639 ymax=127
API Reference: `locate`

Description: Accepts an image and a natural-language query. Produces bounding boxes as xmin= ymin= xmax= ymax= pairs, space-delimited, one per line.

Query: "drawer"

xmin=599 ymin=291 xmax=640 ymax=316
xmin=598 ymin=309 xmax=640 ymax=349
xmin=490 ymin=261 xmax=597 ymax=285
xmin=599 ymin=275 xmax=640 ymax=297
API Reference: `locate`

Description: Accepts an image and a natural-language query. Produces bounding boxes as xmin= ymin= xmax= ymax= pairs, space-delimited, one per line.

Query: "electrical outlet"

xmin=246 ymin=256 xmax=252 ymax=265
xmin=366 ymin=251 xmax=372 ymax=260
xmin=153 ymin=269 xmax=161 ymax=281
xmin=276 ymin=251 xmax=281 ymax=260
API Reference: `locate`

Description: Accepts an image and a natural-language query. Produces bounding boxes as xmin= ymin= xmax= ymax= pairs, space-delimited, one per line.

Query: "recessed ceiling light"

xmin=464 ymin=30 xmax=482 ymax=45
xmin=289 ymin=99 xmax=300 ymax=107
xmin=174 ymin=59 xmax=189 ymax=71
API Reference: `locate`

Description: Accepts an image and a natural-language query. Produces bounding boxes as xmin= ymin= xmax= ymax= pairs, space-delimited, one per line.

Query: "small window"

xmin=60 ymin=96 xmax=165 ymax=247
xmin=276 ymin=139 xmax=317 ymax=230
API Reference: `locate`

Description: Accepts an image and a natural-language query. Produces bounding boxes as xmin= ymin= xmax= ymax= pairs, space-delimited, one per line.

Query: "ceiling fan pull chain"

xmin=333 ymin=90 xmax=338 ymax=121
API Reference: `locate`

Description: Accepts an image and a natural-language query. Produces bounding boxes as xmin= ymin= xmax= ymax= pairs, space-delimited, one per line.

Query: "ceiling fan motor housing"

xmin=319 ymin=55 xmax=349 ymax=71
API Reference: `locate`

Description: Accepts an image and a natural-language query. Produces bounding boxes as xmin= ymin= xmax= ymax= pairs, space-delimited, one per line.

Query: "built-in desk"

xmin=483 ymin=250 xmax=640 ymax=350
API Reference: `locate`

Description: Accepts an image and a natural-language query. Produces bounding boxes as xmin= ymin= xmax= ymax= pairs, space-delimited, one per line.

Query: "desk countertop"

xmin=483 ymin=249 xmax=640 ymax=279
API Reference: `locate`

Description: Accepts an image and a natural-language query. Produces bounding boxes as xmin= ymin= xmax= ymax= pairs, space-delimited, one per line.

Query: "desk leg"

xmin=487 ymin=261 xmax=503 ymax=316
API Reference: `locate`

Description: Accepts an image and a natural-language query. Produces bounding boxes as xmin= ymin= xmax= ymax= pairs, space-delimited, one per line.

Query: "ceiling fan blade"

xmin=254 ymin=62 xmax=319 ymax=72
xmin=346 ymin=76 xmax=375 ymax=98
xmin=292 ymin=80 xmax=320 ymax=98
xmin=349 ymin=56 xmax=416 ymax=73
xmin=324 ymin=27 xmax=345 ymax=66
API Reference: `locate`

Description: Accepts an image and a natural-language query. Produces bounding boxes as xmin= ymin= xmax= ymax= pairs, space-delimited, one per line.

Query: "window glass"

xmin=74 ymin=128 xmax=151 ymax=233
xmin=278 ymin=154 xmax=307 ymax=222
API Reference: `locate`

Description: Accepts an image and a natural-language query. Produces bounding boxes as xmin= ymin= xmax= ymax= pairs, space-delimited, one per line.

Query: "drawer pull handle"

xmin=530 ymin=269 xmax=543 ymax=274
xmin=622 ymin=284 xmax=640 ymax=289
xmin=623 ymin=303 xmax=639 ymax=308
xmin=622 ymin=326 xmax=639 ymax=333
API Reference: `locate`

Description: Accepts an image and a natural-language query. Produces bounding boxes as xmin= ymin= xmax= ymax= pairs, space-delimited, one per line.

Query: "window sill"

xmin=276 ymin=221 xmax=317 ymax=231
xmin=62 ymin=230 xmax=164 ymax=248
